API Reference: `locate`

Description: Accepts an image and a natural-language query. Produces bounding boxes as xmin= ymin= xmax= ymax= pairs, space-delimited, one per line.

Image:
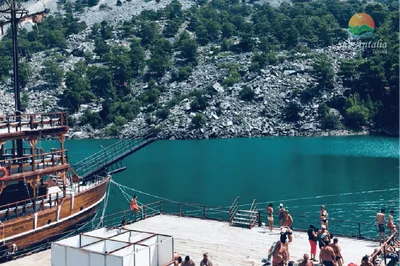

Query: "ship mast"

xmin=11 ymin=0 xmax=23 ymax=157
xmin=0 ymin=0 xmax=47 ymax=157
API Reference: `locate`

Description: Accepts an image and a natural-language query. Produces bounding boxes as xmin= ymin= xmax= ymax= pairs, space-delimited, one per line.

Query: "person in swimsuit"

xmin=329 ymin=238 xmax=343 ymax=266
xmin=280 ymin=227 xmax=293 ymax=260
xmin=272 ymin=241 xmax=288 ymax=266
xmin=130 ymin=195 xmax=141 ymax=214
xmin=278 ymin=204 xmax=285 ymax=226
xmin=298 ymin=254 xmax=313 ymax=266
xmin=320 ymin=205 xmax=329 ymax=230
xmin=267 ymin=203 xmax=274 ymax=232
xmin=319 ymin=239 xmax=336 ymax=266
xmin=376 ymin=208 xmax=386 ymax=244
xmin=388 ymin=210 xmax=396 ymax=236
xmin=282 ymin=210 xmax=293 ymax=243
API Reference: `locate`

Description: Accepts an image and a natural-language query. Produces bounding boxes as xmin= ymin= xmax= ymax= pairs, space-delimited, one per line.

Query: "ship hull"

xmin=0 ymin=177 xmax=110 ymax=261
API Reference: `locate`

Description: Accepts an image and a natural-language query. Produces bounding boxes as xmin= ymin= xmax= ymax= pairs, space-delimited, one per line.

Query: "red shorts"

xmin=309 ymin=240 xmax=317 ymax=255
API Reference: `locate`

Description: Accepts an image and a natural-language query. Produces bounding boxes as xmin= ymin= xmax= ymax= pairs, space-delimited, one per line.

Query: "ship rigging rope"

xmin=96 ymin=178 xmax=112 ymax=229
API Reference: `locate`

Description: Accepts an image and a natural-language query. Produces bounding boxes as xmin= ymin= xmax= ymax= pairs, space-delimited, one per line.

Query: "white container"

xmin=51 ymin=227 xmax=174 ymax=266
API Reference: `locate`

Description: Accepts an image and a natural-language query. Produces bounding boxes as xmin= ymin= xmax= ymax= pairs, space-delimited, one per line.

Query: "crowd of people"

xmin=264 ymin=204 xmax=340 ymax=266
xmin=263 ymin=204 xmax=399 ymax=266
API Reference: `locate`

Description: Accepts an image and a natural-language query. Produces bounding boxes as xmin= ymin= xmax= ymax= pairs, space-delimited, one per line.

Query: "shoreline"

xmin=63 ymin=128 xmax=397 ymax=140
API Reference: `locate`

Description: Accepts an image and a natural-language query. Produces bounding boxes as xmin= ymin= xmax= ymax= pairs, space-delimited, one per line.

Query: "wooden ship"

xmin=0 ymin=0 xmax=110 ymax=261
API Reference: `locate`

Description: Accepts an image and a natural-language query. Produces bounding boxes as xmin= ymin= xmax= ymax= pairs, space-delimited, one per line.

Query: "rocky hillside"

xmin=0 ymin=0 xmax=397 ymax=139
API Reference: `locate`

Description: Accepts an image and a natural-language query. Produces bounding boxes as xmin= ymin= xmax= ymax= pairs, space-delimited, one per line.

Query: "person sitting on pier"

xmin=319 ymin=238 xmax=336 ymax=266
xmin=200 ymin=253 xmax=213 ymax=266
xmin=388 ymin=210 xmax=396 ymax=236
xmin=360 ymin=255 xmax=373 ymax=266
xmin=298 ymin=254 xmax=313 ymax=266
xmin=181 ymin=255 xmax=195 ymax=266
xmin=376 ymin=208 xmax=386 ymax=245
xmin=267 ymin=203 xmax=274 ymax=232
xmin=130 ymin=195 xmax=141 ymax=214
xmin=271 ymin=241 xmax=288 ymax=266
xmin=320 ymin=205 xmax=329 ymax=230
xmin=329 ymin=238 xmax=344 ymax=266
xmin=173 ymin=255 xmax=182 ymax=266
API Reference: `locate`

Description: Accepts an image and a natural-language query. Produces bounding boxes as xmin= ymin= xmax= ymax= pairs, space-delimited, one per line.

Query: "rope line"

xmin=96 ymin=179 xmax=111 ymax=229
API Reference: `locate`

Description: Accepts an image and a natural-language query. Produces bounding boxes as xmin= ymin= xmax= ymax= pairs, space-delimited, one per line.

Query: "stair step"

xmin=234 ymin=217 xmax=251 ymax=221
xmin=232 ymin=220 xmax=251 ymax=225
xmin=235 ymin=212 xmax=252 ymax=216
xmin=238 ymin=210 xmax=258 ymax=213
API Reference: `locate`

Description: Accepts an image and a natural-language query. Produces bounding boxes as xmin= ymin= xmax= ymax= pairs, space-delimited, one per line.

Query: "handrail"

xmin=0 ymin=149 xmax=65 ymax=165
xmin=369 ymin=232 xmax=397 ymax=263
xmin=0 ymin=112 xmax=67 ymax=121
xmin=229 ymin=196 xmax=239 ymax=223
xmin=0 ymin=190 xmax=63 ymax=210
xmin=0 ymin=112 xmax=68 ymax=132
xmin=249 ymin=199 xmax=258 ymax=228
xmin=73 ymin=138 xmax=156 ymax=179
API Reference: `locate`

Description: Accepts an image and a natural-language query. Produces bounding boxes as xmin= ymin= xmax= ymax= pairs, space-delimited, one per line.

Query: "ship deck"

xmin=3 ymin=214 xmax=379 ymax=266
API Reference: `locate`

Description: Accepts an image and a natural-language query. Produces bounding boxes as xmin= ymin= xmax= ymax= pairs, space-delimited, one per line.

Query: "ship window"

xmin=80 ymin=206 xmax=83 ymax=211
xmin=47 ymin=220 xmax=51 ymax=224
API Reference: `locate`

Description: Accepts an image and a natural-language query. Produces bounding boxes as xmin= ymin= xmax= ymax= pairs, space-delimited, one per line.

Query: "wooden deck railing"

xmin=0 ymin=149 xmax=68 ymax=175
xmin=88 ymin=199 xmax=383 ymax=241
xmin=0 ymin=112 xmax=68 ymax=133
xmin=0 ymin=191 xmax=65 ymax=221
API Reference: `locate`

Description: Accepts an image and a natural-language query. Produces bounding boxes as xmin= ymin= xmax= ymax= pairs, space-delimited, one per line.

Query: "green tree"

xmin=19 ymin=62 xmax=30 ymax=88
xmin=156 ymin=108 xmax=170 ymax=120
xmin=0 ymin=56 xmax=11 ymax=82
xmin=87 ymin=66 xmax=116 ymax=100
xmin=179 ymin=37 xmax=198 ymax=62
xmin=139 ymin=22 xmax=159 ymax=46
xmin=42 ymin=60 xmax=64 ymax=87
xmin=311 ymin=54 xmax=334 ymax=90
xmin=191 ymin=113 xmax=206 ymax=128
xmin=239 ymin=86 xmax=255 ymax=101
xmin=129 ymin=39 xmax=145 ymax=76
xmin=21 ymin=91 xmax=29 ymax=111
xmin=284 ymin=102 xmax=302 ymax=121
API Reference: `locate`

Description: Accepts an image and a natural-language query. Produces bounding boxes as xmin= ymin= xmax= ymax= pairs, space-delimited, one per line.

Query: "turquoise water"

xmin=37 ymin=136 xmax=399 ymax=238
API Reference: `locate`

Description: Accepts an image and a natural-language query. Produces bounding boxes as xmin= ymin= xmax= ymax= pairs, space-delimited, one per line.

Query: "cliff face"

xmin=0 ymin=0 xmax=395 ymax=139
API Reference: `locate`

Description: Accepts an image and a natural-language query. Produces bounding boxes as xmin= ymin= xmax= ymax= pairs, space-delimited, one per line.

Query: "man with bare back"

xmin=376 ymin=208 xmax=386 ymax=244
xmin=319 ymin=239 xmax=336 ymax=266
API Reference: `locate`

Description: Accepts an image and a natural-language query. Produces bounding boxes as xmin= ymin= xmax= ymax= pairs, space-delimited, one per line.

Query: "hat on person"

xmin=321 ymin=205 xmax=325 ymax=209
xmin=279 ymin=203 xmax=283 ymax=207
xmin=321 ymin=225 xmax=326 ymax=229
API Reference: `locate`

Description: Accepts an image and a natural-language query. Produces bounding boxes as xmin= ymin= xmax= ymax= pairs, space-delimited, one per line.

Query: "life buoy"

xmin=0 ymin=167 xmax=8 ymax=180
